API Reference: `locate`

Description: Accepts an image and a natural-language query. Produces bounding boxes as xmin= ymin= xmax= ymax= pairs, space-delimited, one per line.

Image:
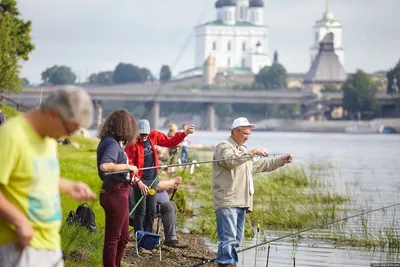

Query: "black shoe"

xmin=163 ymin=240 xmax=188 ymax=248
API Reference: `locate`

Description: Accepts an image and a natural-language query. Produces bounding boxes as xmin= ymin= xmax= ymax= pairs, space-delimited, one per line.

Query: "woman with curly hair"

xmin=96 ymin=109 xmax=139 ymax=267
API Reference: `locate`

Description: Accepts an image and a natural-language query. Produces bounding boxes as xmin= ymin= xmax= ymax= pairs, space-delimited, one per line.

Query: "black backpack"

xmin=66 ymin=203 xmax=97 ymax=232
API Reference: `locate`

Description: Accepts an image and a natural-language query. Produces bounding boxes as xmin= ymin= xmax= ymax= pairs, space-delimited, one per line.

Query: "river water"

xmin=90 ymin=130 xmax=400 ymax=266
xmin=186 ymin=131 xmax=400 ymax=267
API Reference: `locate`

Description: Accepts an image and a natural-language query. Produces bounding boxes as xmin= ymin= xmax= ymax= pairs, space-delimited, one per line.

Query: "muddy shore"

xmin=122 ymin=233 xmax=218 ymax=267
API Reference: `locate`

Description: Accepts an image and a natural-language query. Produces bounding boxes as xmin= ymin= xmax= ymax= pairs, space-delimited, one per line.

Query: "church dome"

xmin=215 ymin=0 xmax=222 ymax=8
xmin=221 ymin=0 xmax=237 ymax=7
xmin=250 ymin=0 xmax=264 ymax=8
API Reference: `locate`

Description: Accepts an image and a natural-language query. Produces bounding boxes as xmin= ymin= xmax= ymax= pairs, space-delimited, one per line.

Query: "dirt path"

xmin=122 ymin=233 xmax=218 ymax=267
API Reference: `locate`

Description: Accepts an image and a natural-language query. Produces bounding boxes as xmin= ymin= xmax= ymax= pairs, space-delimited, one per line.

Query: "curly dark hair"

xmin=98 ymin=109 xmax=138 ymax=146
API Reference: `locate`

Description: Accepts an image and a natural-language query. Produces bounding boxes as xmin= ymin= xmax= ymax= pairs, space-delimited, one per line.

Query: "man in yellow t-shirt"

xmin=0 ymin=87 xmax=97 ymax=267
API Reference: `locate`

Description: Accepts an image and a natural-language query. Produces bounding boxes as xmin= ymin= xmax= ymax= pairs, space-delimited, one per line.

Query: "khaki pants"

xmin=0 ymin=242 xmax=64 ymax=267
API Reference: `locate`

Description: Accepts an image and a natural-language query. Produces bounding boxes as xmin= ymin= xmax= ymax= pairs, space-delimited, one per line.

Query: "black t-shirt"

xmin=142 ymin=138 xmax=156 ymax=182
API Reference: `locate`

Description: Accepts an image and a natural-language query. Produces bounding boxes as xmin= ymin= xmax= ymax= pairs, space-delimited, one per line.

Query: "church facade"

xmin=176 ymin=0 xmax=271 ymax=80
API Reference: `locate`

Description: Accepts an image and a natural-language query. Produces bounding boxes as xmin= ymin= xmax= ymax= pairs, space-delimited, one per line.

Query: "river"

xmin=187 ymin=131 xmax=400 ymax=267
xmin=90 ymin=130 xmax=400 ymax=266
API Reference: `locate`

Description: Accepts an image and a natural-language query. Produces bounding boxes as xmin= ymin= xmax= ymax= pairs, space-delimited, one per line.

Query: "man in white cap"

xmin=212 ymin=117 xmax=293 ymax=267
xmin=0 ymin=87 xmax=97 ymax=267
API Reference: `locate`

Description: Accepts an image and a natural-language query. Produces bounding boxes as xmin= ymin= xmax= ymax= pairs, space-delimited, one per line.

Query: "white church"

xmin=174 ymin=0 xmax=346 ymax=89
xmin=175 ymin=0 xmax=272 ymax=81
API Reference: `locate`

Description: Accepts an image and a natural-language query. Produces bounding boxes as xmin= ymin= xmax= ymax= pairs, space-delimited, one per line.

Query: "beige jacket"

xmin=212 ymin=137 xmax=284 ymax=213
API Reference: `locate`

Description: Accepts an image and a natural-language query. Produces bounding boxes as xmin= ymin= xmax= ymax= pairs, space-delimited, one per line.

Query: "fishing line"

xmin=104 ymin=153 xmax=288 ymax=176
xmin=139 ymin=4 xmax=211 ymax=122
xmin=170 ymin=123 xmax=207 ymax=201
xmin=189 ymin=202 xmax=400 ymax=267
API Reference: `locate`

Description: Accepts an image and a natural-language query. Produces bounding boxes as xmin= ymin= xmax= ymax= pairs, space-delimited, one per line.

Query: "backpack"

xmin=66 ymin=203 xmax=97 ymax=232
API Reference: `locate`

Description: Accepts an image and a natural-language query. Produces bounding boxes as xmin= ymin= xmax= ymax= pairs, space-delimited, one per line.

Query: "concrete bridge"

xmin=3 ymin=84 xmax=399 ymax=130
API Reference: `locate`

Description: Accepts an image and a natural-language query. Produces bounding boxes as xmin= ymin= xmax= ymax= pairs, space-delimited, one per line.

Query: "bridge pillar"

xmin=200 ymin=103 xmax=216 ymax=131
xmin=93 ymin=100 xmax=103 ymax=129
xmin=143 ymin=102 xmax=160 ymax=130
xmin=208 ymin=103 xmax=216 ymax=132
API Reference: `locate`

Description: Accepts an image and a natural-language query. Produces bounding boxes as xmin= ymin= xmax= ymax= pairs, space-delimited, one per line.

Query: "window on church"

xmin=240 ymin=7 xmax=245 ymax=19
xmin=242 ymin=42 xmax=246 ymax=51
xmin=241 ymin=58 xmax=245 ymax=67
xmin=228 ymin=42 xmax=231 ymax=51
xmin=315 ymin=32 xmax=318 ymax=43
xmin=213 ymin=42 xmax=217 ymax=50
xmin=228 ymin=58 xmax=231 ymax=67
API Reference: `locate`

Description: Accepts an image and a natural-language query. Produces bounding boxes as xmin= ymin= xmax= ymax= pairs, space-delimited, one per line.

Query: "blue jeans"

xmin=181 ymin=146 xmax=188 ymax=163
xmin=215 ymin=207 xmax=246 ymax=265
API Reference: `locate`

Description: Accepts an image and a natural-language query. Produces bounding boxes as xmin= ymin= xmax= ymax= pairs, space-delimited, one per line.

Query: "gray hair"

xmin=41 ymin=87 xmax=94 ymax=128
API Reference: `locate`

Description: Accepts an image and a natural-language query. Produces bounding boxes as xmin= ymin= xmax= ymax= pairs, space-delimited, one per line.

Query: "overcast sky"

xmin=17 ymin=0 xmax=400 ymax=84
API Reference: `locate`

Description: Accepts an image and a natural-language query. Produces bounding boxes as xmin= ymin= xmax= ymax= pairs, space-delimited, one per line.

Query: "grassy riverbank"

xmin=183 ymin=163 xmax=350 ymax=241
xmin=58 ymin=136 xmax=105 ymax=267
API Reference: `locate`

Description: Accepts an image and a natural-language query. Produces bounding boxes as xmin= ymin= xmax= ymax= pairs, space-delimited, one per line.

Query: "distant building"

xmin=310 ymin=0 xmax=344 ymax=67
xmin=304 ymin=32 xmax=347 ymax=92
xmin=175 ymin=0 xmax=271 ymax=82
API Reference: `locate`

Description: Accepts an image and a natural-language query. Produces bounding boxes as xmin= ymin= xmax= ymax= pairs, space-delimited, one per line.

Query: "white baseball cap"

xmin=231 ymin=117 xmax=256 ymax=129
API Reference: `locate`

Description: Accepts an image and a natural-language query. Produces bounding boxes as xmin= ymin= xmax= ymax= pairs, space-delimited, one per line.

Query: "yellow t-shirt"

xmin=0 ymin=116 xmax=62 ymax=250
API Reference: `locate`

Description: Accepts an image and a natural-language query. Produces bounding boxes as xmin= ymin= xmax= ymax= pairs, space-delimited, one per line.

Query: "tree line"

xmin=1 ymin=0 xmax=399 ymax=119
xmin=37 ymin=63 xmax=172 ymax=86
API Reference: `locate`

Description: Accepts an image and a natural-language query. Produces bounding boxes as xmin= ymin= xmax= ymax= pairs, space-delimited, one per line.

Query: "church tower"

xmin=310 ymin=0 xmax=344 ymax=67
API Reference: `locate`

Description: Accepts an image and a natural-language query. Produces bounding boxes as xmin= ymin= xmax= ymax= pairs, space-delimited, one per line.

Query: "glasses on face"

xmin=59 ymin=115 xmax=76 ymax=135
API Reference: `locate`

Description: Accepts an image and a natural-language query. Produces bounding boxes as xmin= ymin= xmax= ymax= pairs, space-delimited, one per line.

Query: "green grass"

xmin=0 ymin=101 xmax=20 ymax=119
xmin=58 ymin=136 xmax=104 ymax=267
xmin=56 ymin=136 xmax=400 ymax=266
xmin=183 ymin=163 xmax=350 ymax=241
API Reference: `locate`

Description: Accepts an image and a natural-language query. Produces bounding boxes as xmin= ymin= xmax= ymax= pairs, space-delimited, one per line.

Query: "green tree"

xmin=160 ymin=65 xmax=171 ymax=83
xmin=88 ymin=71 xmax=113 ymax=85
xmin=254 ymin=63 xmax=288 ymax=90
xmin=140 ymin=67 xmax=154 ymax=82
xmin=321 ymin=83 xmax=339 ymax=91
xmin=113 ymin=63 xmax=153 ymax=84
xmin=41 ymin=65 xmax=77 ymax=85
xmin=21 ymin=77 xmax=29 ymax=86
xmin=342 ymin=70 xmax=377 ymax=113
xmin=0 ymin=0 xmax=35 ymax=92
xmin=387 ymin=59 xmax=400 ymax=94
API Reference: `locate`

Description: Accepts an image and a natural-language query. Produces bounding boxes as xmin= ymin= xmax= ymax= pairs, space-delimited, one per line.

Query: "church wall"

xmin=196 ymin=25 xmax=268 ymax=71
xmin=195 ymin=27 xmax=206 ymax=67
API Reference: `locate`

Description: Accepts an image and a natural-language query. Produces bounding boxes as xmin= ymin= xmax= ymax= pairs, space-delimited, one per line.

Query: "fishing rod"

xmin=104 ymin=153 xmax=288 ymax=176
xmin=129 ymin=148 xmax=178 ymax=216
xmin=170 ymin=155 xmax=191 ymax=201
xmin=138 ymin=4 xmax=211 ymax=124
xmin=189 ymin=202 xmax=400 ymax=267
